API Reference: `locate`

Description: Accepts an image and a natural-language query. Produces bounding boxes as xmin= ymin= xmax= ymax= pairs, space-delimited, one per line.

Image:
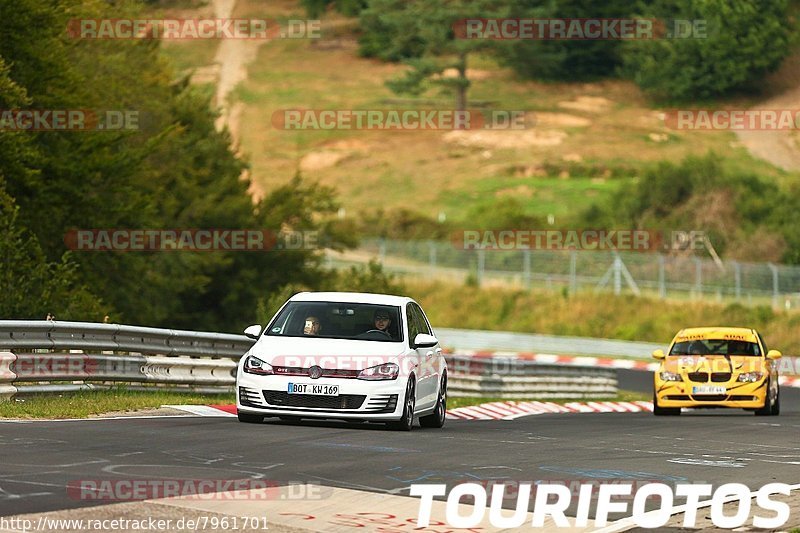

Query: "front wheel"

xmin=652 ymin=392 xmax=680 ymax=416
xmin=388 ymin=379 xmax=415 ymax=431
xmin=755 ymin=381 xmax=779 ymax=416
xmin=237 ymin=412 xmax=264 ymax=423
xmin=420 ymin=375 xmax=447 ymax=429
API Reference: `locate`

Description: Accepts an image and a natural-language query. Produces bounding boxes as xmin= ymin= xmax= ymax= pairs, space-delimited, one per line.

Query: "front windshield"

xmin=669 ymin=339 xmax=761 ymax=356
xmin=266 ymin=301 xmax=403 ymax=342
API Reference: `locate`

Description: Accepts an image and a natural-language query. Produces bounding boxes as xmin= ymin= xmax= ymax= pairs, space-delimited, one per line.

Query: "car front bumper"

xmin=654 ymin=378 xmax=769 ymax=408
xmin=236 ymin=373 xmax=407 ymax=420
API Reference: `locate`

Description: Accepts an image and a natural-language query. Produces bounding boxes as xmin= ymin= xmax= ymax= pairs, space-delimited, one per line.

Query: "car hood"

xmin=663 ymin=355 xmax=766 ymax=374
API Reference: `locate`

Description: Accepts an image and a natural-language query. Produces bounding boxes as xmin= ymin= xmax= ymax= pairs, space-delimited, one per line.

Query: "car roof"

xmin=673 ymin=327 xmax=758 ymax=343
xmin=289 ymin=291 xmax=413 ymax=306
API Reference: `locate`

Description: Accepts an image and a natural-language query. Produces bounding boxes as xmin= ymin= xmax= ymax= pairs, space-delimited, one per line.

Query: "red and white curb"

xmin=446 ymin=400 xmax=653 ymax=421
xmin=168 ymin=401 xmax=654 ymax=421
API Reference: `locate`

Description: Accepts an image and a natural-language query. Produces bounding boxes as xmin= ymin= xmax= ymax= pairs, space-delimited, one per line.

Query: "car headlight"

xmin=358 ymin=363 xmax=399 ymax=381
xmin=243 ymin=355 xmax=273 ymax=375
xmin=737 ymin=371 xmax=764 ymax=383
xmin=659 ymin=371 xmax=682 ymax=382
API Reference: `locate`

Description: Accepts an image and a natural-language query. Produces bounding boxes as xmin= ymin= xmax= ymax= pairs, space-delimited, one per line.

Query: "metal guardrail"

xmin=0 ymin=320 xmax=252 ymax=357
xmin=445 ymin=355 xmax=617 ymax=398
xmin=0 ymin=321 xmax=616 ymax=401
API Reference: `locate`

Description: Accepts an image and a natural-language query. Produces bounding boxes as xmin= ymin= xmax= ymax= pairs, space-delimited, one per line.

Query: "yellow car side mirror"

xmin=652 ymin=349 xmax=665 ymax=360
xmin=767 ymin=349 xmax=782 ymax=360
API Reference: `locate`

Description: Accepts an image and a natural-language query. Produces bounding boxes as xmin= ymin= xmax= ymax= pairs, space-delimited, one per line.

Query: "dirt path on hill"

xmin=211 ymin=0 xmax=264 ymax=149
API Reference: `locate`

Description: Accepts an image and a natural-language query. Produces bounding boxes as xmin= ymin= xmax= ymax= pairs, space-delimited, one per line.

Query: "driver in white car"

xmin=371 ymin=310 xmax=392 ymax=337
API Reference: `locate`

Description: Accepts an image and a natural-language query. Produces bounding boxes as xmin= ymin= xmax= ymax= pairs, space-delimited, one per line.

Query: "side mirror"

xmin=414 ymin=333 xmax=438 ymax=349
xmin=767 ymin=349 xmax=782 ymax=360
xmin=244 ymin=324 xmax=262 ymax=340
xmin=652 ymin=349 xmax=665 ymax=360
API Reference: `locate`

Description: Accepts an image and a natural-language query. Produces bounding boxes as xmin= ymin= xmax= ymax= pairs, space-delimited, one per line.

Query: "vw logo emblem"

xmin=308 ymin=365 xmax=323 ymax=379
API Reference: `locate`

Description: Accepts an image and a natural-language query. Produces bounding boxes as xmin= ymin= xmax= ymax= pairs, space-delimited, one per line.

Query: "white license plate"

xmin=287 ymin=383 xmax=339 ymax=396
xmin=692 ymin=386 xmax=726 ymax=395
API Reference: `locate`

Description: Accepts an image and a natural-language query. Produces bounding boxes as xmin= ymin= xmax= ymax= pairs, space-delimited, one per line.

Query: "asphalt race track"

xmin=1 ymin=370 xmax=798 ymax=519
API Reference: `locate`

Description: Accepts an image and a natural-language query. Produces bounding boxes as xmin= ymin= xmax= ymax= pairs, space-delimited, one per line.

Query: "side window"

xmin=411 ymin=304 xmax=431 ymax=336
xmin=406 ymin=304 xmax=420 ymax=347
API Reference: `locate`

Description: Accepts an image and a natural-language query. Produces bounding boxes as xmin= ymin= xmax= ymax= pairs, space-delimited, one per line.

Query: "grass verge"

xmin=0 ymin=389 xmax=234 ymax=419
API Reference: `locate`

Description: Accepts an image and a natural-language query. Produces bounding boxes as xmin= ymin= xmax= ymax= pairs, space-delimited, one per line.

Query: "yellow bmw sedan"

xmin=652 ymin=327 xmax=782 ymax=416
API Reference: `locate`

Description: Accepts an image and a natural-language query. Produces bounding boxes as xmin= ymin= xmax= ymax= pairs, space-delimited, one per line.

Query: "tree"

xmin=498 ymin=0 xmax=634 ymax=81
xmin=360 ymin=0 xmax=502 ymax=111
xmin=621 ymin=0 xmax=792 ymax=101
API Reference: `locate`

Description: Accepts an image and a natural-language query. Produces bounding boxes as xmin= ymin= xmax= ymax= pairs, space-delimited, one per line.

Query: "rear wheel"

xmin=388 ymin=379 xmax=415 ymax=431
xmin=237 ymin=412 xmax=264 ymax=423
xmin=420 ymin=374 xmax=447 ymax=429
xmin=652 ymin=392 xmax=680 ymax=416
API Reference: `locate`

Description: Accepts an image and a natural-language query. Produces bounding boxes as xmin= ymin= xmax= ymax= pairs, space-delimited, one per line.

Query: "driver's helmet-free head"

xmin=374 ymin=310 xmax=391 ymax=327
xmin=303 ymin=316 xmax=321 ymax=335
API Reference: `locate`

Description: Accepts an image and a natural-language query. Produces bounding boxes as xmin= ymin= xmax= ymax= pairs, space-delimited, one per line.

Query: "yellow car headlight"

xmin=736 ymin=371 xmax=764 ymax=383
xmin=659 ymin=371 xmax=682 ymax=382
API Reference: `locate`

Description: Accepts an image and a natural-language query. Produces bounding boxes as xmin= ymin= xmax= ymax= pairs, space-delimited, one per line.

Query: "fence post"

xmin=523 ymin=250 xmax=531 ymax=289
xmin=658 ymin=254 xmax=666 ymax=299
xmin=693 ymin=257 xmax=702 ymax=299
xmin=613 ymin=256 xmax=622 ymax=295
xmin=768 ymin=263 xmax=779 ymax=308
xmin=569 ymin=251 xmax=577 ymax=294
xmin=477 ymin=249 xmax=485 ymax=286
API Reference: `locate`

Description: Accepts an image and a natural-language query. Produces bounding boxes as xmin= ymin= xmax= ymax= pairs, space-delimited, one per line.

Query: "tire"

xmin=420 ymin=375 xmax=447 ymax=429
xmin=652 ymin=392 xmax=680 ymax=416
xmin=755 ymin=380 xmax=778 ymax=416
xmin=772 ymin=386 xmax=780 ymax=415
xmin=388 ymin=378 xmax=415 ymax=431
xmin=237 ymin=412 xmax=264 ymax=423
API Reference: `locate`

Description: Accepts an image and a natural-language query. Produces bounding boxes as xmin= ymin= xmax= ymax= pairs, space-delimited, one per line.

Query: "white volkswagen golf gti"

xmin=236 ymin=292 xmax=447 ymax=430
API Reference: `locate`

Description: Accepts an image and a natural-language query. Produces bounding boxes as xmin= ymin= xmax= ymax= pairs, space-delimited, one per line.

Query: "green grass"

xmin=0 ymin=389 xmax=234 ymax=419
xmin=448 ymin=390 xmax=649 ymax=409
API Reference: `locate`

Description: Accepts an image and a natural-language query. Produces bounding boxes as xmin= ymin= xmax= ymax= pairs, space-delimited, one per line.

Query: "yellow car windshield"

xmin=669 ymin=339 xmax=761 ymax=356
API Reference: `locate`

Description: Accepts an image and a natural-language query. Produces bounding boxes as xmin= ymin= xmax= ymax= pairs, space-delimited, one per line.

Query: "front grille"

xmin=687 ymin=372 xmax=708 ymax=382
xmin=664 ymin=395 xmax=690 ymax=401
xmin=710 ymin=372 xmax=731 ymax=382
xmin=690 ymin=394 xmax=727 ymax=401
xmin=263 ymin=391 xmax=366 ymax=409
xmin=273 ymin=366 xmax=360 ymax=379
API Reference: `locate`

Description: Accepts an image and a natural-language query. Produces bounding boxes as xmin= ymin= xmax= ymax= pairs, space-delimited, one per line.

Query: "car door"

xmin=410 ymin=302 xmax=440 ymax=409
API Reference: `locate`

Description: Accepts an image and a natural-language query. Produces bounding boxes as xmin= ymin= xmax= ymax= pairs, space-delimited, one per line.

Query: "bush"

xmin=621 ymin=0 xmax=792 ymax=101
